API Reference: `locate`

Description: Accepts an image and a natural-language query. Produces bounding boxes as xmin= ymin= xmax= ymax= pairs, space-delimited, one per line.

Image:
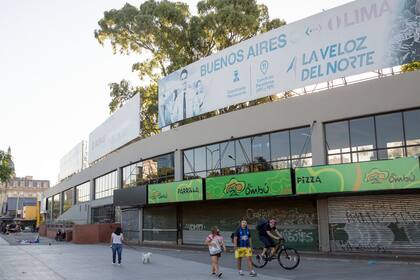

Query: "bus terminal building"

xmin=44 ymin=70 xmax=420 ymax=254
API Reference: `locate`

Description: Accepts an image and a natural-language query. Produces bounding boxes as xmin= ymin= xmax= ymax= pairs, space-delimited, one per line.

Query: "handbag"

xmin=208 ymin=236 xmax=222 ymax=255
xmin=209 ymin=245 xmax=222 ymax=255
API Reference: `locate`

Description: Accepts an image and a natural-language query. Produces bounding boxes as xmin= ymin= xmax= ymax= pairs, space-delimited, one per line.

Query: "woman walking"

xmin=110 ymin=227 xmax=124 ymax=265
xmin=205 ymin=226 xmax=226 ymax=278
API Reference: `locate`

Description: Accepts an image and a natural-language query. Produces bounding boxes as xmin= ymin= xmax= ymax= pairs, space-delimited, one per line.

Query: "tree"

xmin=95 ymin=0 xmax=285 ymax=137
xmin=401 ymin=61 xmax=420 ymax=72
xmin=0 ymin=150 xmax=13 ymax=183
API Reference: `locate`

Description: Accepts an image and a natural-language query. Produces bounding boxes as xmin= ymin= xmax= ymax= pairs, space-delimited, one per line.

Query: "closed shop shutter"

xmin=121 ymin=208 xmax=140 ymax=242
xmin=143 ymin=206 xmax=177 ymax=242
xmin=182 ymin=199 xmax=318 ymax=251
xmin=328 ymin=194 xmax=420 ymax=253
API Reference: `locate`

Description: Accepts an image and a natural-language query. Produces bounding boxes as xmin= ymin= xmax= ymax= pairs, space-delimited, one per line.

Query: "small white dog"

xmin=142 ymin=252 xmax=152 ymax=264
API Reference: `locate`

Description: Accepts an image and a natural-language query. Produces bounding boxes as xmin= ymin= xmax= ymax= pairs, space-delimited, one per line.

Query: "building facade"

xmin=44 ymin=71 xmax=420 ymax=253
xmin=0 ymin=176 xmax=50 ymax=217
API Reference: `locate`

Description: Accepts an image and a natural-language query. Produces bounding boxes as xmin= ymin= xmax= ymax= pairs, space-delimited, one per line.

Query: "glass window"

xmin=206 ymin=144 xmax=220 ymax=170
xmin=271 ymin=131 xmax=290 ymax=161
xmin=325 ymin=109 xmax=420 ymax=164
xmin=95 ymin=171 xmax=117 ymax=200
xmin=46 ymin=197 xmax=52 ymax=219
xmin=62 ymin=188 xmax=73 ymax=213
xmin=375 ymin=113 xmax=404 ymax=149
xmin=252 ymin=134 xmax=270 ymax=163
xmin=404 ymin=109 xmax=420 ymax=146
xmin=158 ymin=154 xmax=174 ymax=177
xmin=350 ymin=117 xmax=376 ymax=152
xmin=290 ymin=127 xmax=312 ymax=159
xmin=123 ymin=154 xmax=174 ymax=188
xmin=325 ymin=121 xmax=350 ymax=154
xmin=194 ymin=147 xmax=206 ymax=172
xmin=183 ymin=127 xmax=312 ymax=179
xmin=220 ymin=141 xmax=235 ymax=168
xmin=76 ymin=182 xmax=90 ymax=203
xmin=183 ymin=150 xmax=194 ymax=174
xmin=52 ymin=194 xmax=60 ymax=220
xmin=235 ymin=138 xmax=252 ymax=166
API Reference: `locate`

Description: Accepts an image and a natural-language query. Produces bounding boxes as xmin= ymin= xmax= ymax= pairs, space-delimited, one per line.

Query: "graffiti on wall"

xmin=244 ymin=207 xmax=318 ymax=248
xmin=330 ymin=198 xmax=420 ymax=253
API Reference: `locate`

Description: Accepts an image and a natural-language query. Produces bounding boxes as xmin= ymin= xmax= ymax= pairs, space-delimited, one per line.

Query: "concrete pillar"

xmin=117 ymin=167 xmax=123 ymax=189
xmin=317 ymin=198 xmax=330 ymax=252
xmin=310 ymin=120 xmax=326 ymax=166
xmin=139 ymin=208 xmax=143 ymax=244
xmin=88 ymin=179 xmax=95 ymax=223
xmin=59 ymin=192 xmax=64 ymax=216
xmin=174 ymin=149 xmax=183 ymax=181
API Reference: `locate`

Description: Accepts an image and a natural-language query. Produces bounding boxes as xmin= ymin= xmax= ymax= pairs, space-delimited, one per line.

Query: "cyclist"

xmin=258 ymin=218 xmax=283 ymax=259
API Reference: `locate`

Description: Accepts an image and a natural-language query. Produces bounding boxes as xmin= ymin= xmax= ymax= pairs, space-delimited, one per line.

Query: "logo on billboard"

xmin=260 ymin=60 xmax=269 ymax=75
xmin=233 ymin=70 xmax=240 ymax=82
xmin=150 ymin=190 xmax=168 ymax=200
xmin=224 ymin=178 xmax=245 ymax=196
xmin=364 ymin=169 xmax=389 ymax=184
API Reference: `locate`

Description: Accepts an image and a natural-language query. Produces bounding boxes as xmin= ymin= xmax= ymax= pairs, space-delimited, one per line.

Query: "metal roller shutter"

xmin=143 ymin=206 xmax=177 ymax=242
xmin=183 ymin=199 xmax=318 ymax=251
xmin=328 ymin=194 xmax=420 ymax=253
xmin=121 ymin=208 xmax=140 ymax=242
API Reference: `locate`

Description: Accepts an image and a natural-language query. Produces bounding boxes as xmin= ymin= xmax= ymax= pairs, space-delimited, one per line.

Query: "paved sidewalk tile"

xmin=0 ymin=240 xmax=290 ymax=280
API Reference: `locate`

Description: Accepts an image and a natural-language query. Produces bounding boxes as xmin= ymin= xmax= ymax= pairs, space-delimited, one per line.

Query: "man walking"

xmin=233 ymin=220 xmax=257 ymax=277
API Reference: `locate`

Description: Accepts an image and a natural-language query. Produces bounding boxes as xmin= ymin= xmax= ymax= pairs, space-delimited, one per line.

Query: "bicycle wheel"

xmin=251 ymin=247 xmax=269 ymax=268
xmin=277 ymin=247 xmax=300 ymax=270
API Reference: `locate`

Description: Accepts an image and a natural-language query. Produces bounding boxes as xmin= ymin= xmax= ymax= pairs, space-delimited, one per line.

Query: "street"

xmin=1 ymin=236 xmax=420 ymax=280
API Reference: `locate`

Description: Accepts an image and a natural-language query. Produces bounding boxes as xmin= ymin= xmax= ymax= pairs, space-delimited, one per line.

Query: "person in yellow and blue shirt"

xmin=233 ymin=220 xmax=257 ymax=277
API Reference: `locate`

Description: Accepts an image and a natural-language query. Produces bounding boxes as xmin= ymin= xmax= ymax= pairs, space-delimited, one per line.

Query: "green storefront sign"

xmin=206 ymin=169 xmax=292 ymax=200
xmin=296 ymin=157 xmax=420 ymax=194
xmin=148 ymin=179 xmax=203 ymax=204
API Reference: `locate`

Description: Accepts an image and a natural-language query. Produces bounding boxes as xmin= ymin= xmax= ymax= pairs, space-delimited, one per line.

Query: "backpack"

xmin=256 ymin=218 xmax=268 ymax=233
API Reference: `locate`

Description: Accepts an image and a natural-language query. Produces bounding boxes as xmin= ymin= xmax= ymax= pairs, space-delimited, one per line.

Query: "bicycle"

xmin=252 ymin=239 xmax=300 ymax=270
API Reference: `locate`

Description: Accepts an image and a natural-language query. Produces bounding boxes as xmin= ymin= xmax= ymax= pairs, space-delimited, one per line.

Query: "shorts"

xmin=259 ymin=235 xmax=275 ymax=248
xmin=210 ymin=253 xmax=221 ymax=258
xmin=235 ymin=247 xmax=252 ymax=259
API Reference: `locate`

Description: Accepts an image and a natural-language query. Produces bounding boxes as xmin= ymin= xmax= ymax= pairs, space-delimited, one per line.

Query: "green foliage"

xmin=401 ymin=61 xmax=420 ymax=72
xmin=95 ymin=0 xmax=285 ymax=136
xmin=0 ymin=150 xmax=13 ymax=183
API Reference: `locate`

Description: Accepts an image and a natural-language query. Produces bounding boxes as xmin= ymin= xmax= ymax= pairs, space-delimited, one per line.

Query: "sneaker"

xmin=249 ymin=271 xmax=257 ymax=277
xmin=216 ymin=272 xmax=222 ymax=278
xmin=211 ymin=272 xmax=216 ymax=276
xmin=118 ymin=263 xmax=121 ymax=266
xmin=112 ymin=262 xmax=116 ymax=265
xmin=238 ymin=270 xmax=244 ymax=276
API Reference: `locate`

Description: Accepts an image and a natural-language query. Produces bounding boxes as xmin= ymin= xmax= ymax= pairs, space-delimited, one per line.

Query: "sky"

xmin=0 ymin=0 xmax=353 ymax=185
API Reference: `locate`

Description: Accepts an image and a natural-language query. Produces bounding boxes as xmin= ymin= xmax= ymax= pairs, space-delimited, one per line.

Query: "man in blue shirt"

xmin=233 ymin=220 xmax=257 ymax=277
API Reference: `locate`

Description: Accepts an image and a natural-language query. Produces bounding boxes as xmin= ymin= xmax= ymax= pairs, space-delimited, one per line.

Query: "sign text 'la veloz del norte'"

xmin=158 ymin=0 xmax=420 ymax=127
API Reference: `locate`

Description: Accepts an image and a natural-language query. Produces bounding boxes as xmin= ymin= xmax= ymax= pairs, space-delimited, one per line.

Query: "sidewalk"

xmin=131 ymin=242 xmax=420 ymax=264
xmin=0 ymin=236 xmax=287 ymax=280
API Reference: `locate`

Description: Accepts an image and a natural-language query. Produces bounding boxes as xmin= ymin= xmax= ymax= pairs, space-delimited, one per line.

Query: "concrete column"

xmin=174 ymin=149 xmax=183 ymax=181
xmin=310 ymin=121 xmax=326 ymax=166
xmin=139 ymin=208 xmax=143 ymax=244
xmin=117 ymin=167 xmax=123 ymax=189
xmin=59 ymin=192 xmax=64 ymax=216
xmin=317 ymin=198 xmax=330 ymax=252
xmin=88 ymin=179 xmax=95 ymax=223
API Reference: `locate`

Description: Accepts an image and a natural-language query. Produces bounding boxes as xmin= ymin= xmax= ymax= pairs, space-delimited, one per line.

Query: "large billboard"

xmin=58 ymin=141 xmax=86 ymax=181
xmin=89 ymin=94 xmax=140 ymax=164
xmin=295 ymin=157 xmax=420 ymax=194
xmin=148 ymin=179 xmax=203 ymax=204
xmin=158 ymin=0 xmax=420 ymax=127
xmin=206 ymin=169 xmax=292 ymax=200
